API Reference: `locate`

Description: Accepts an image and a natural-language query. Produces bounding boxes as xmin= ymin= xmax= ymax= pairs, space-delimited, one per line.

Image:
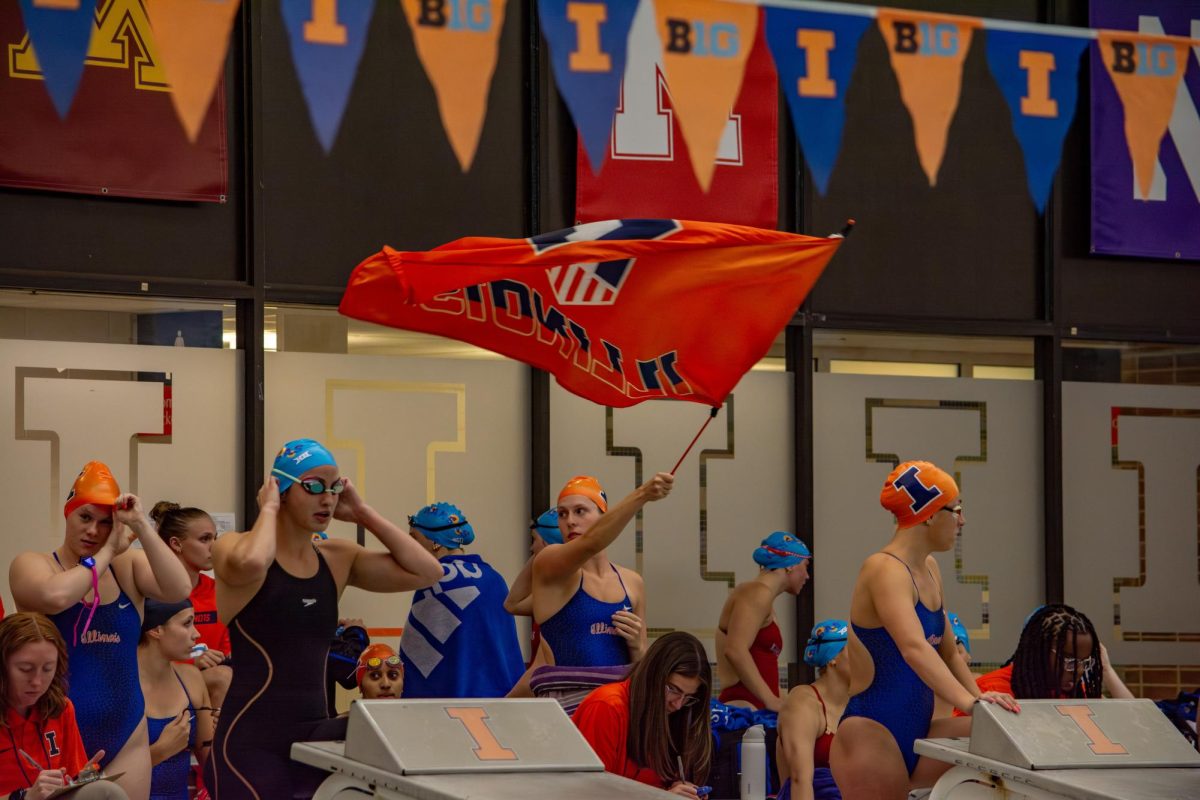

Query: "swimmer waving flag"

xmin=339 ymin=219 xmax=843 ymax=408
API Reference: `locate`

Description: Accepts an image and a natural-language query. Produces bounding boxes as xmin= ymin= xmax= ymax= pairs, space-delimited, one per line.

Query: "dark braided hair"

xmin=1010 ymin=604 xmax=1103 ymax=700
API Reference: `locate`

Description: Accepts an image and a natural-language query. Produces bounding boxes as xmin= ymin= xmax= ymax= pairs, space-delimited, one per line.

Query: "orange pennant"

xmin=145 ymin=0 xmax=242 ymax=142
xmin=877 ymin=9 xmax=979 ymax=186
xmin=1097 ymin=30 xmax=1191 ymax=201
xmin=654 ymin=0 xmax=758 ymax=192
xmin=400 ymin=0 xmax=507 ymax=172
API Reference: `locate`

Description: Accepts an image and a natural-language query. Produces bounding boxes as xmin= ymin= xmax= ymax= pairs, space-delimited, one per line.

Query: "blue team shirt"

xmin=399 ymin=553 xmax=524 ymax=698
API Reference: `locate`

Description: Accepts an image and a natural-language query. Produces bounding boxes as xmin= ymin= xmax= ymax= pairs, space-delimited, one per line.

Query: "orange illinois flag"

xmin=339 ymin=220 xmax=842 ymax=408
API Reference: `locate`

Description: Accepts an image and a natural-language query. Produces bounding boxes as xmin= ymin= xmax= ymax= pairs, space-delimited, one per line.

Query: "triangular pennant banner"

xmin=653 ymin=0 xmax=758 ymax=192
xmin=281 ymin=0 xmax=376 ymax=152
xmin=145 ymin=0 xmax=242 ymax=142
xmin=877 ymin=8 xmax=979 ymax=186
xmin=400 ymin=0 xmax=508 ymax=172
xmin=984 ymin=30 xmax=1087 ymax=213
xmin=1096 ymin=30 xmax=1191 ymax=201
xmin=538 ymin=0 xmax=639 ymax=174
xmin=17 ymin=0 xmax=96 ymax=119
xmin=764 ymin=7 xmax=871 ymax=195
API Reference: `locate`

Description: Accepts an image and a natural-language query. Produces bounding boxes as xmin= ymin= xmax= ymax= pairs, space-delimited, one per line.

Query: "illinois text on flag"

xmin=339 ymin=219 xmax=842 ymax=408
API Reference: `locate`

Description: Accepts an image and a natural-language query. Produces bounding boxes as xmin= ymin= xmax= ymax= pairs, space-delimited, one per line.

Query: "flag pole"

xmin=670 ymin=406 xmax=721 ymax=476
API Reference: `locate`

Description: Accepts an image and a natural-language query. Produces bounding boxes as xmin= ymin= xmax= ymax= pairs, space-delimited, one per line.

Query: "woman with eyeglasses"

xmin=960 ymin=604 xmax=1131 ymax=706
xmin=715 ymin=532 xmax=812 ymax=712
xmin=776 ymin=620 xmax=852 ymax=800
xmin=149 ymin=502 xmax=232 ymax=712
xmin=204 ymin=439 xmax=442 ymax=800
xmin=399 ymin=502 xmax=524 ymax=698
xmin=136 ymin=599 xmax=214 ymax=800
xmin=9 ymin=462 xmax=191 ymax=800
xmin=355 ymin=644 xmax=403 ymax=700
xmin=830 ymin=461 xmax=1019 ymax=800
xmin=573 ymin=632 xmax=712 ymax=798
xmin=0 ymin=612 xmax=128 ymax=800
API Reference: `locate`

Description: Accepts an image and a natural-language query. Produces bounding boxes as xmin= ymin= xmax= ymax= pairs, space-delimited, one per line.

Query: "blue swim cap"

xmin=948 ymin=613 xmax=971 ymax=654
xmin=803 ymin=619 xmax=848 ymax=668
xmin=272 ymin=439 xmax=338 ymax=494
xmin=752 ymin=531 xmax=811 ymax=570
xmin=531 ymin=508 xmax=562 ymax=545
xmin=409 ymin=502 xmax=475 ymax=549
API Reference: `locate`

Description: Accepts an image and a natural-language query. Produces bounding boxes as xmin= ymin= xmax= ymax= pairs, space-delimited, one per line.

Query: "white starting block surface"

xmin=916 ymin=700 xmax=1200 ymax=800
xmin=292 ymin=699 xmax=676 ymax=799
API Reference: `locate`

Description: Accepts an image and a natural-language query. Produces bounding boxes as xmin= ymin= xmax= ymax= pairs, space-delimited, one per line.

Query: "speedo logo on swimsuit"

xmin=302 ymin=598 xmax=317 ymax=607
xmin=927 ymin=633 xmax=943 ymax=646
xmin=80 ymin=630 xmax=120 ymax=644
xmin=589 ymin=621 xmax=618 ymax=636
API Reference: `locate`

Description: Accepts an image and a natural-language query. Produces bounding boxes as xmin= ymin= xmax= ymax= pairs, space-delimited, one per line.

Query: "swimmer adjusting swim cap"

xmin=272 ymin=439 xmax=338 ymax=493
xmin=557 ymin=475 xmax=608 ymax=512
xmin=803 ymin=619 xmax=848 ymax=668
xmin=752 ymin=531 xmax=811 ymax=570
xmin=531 ymin=508 xmax=563 ymax=545
xmin=409 ymin=502 xmax=475 ymax=549
xmin=879 ymin=460 xmax=959 ymax=527
xmin=64 ymin=461 xmax=121 ymax=518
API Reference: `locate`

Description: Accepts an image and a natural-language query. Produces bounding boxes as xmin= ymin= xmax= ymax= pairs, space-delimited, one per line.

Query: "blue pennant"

xmin=538 ymin=0 xmax=639 ymax=174
xmin=18 ymin=0 xmax=97 ymax=119
xmin=765 ymin=8 xmax=871 ymax=196
xmin=985 ymin=29 xmax=1087 ymax=213
xmin=280 ymin=0 xmax=376 ymax=152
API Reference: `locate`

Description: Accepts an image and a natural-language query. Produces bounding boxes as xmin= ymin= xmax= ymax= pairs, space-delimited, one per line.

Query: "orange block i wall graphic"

xmin=877 ymin=9 xmax=980 ymax=187
xmin=653 ymin=0 xmax=758 ymax=192
xmin=401 ymin=0 xmax=508 ymax=171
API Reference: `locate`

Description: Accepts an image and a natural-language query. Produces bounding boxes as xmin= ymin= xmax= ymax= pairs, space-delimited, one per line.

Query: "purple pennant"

xmin=18 ymin=0 xmax=97 ymax=119
xmin=280 ymin=0 xmax=376 ymax=152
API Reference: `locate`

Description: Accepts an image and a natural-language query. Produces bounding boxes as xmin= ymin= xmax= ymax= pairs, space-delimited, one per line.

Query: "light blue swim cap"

xmin=752 ymin=531 xmax=811 ymax=570
xmin=409 ymin=502 xmax=475 ymax=549
xmin=804 ymin=619 xmax=848 ymax=668
xmin=271 ymin=439 xmax=338 ymax=494
xmin=948 ymin=612 xmax=971 ymax=654
xmin=531 ymin=508 xmax=562 ymax=545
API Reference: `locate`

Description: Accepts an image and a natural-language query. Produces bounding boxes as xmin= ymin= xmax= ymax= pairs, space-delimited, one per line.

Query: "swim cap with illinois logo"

xmin=880 ymin=460 xmax=958 ymax=527
xmin=64 ymin=461 xmax=121 ymax=518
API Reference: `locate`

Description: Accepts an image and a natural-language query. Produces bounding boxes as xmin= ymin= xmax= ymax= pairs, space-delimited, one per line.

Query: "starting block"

xmin=292 ymin=699 xmax=678 ymax=799
xmin=916 ymin=699 xmax=1200 ymax=800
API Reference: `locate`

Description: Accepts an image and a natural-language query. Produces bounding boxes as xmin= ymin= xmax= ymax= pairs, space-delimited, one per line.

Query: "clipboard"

xmin=47 ymin=772 xmax=124 ymax=798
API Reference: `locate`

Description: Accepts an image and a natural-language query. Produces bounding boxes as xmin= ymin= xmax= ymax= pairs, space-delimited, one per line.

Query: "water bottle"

xmin=740 ymin=724 xmax=766 ymax=800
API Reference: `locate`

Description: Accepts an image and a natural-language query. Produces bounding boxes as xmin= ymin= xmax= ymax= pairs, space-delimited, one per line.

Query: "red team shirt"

xmin=573 ymin=680 xmax=665 ymax=789
xmin=0 ymin=700 xmax=88 ymax=792
xmin=190 ymin=573 xmax=231 ymax=656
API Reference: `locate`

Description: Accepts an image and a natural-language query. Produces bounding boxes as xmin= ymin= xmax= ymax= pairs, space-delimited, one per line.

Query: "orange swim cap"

xmin=879 ymin=460 xmax=958 ymax=528
xmin=557 ymin=475 xmax=607 ymax=513
xmin=356 ymin=643 xmax=401 ymax=687
xmin=64 ymin=461 xmax=121 ymax=518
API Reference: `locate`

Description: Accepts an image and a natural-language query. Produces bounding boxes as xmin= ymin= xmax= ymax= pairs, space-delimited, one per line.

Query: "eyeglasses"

xmin=363 ymin=655 xmax=402 ymax=670
xmin=274 ymin=468 xmax=346 ymax=495
xmin=665 ymin=682 xmax=700 ymax=707
xmin=1051 ymin=651 xmax=1096 ymax=672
